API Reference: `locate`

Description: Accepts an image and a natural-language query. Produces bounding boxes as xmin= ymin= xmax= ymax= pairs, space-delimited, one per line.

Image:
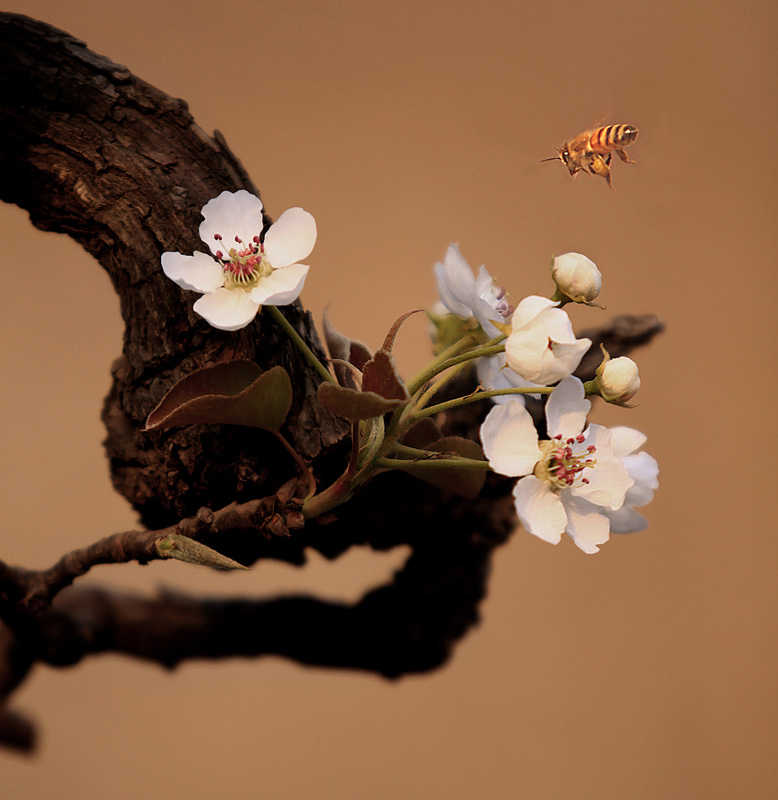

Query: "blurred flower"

xmin=434 ymin=244 xmax=512 ymax=337
xmin=597 ymin=355 xmax=641 ymax=404
xmin=504 ymin=296 xmax=591 ymax=385
xmin=603 ymin=427 xmax=659 ymax=533
xmin=480 ymin=377 xmax=634 ymax=553
xmin=161 ymin=190 xmax=316 ymax=331
xmin=551 ymin=252 xmax=602 ymax=304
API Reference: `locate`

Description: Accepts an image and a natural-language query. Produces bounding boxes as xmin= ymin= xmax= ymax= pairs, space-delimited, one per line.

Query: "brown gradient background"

xmin=2 ymin=0 xmax=776 ymax=797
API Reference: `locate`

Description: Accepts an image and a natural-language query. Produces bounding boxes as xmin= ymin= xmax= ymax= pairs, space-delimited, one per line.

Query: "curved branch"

xmin=0 ymin=12 xmax=348 ymax=529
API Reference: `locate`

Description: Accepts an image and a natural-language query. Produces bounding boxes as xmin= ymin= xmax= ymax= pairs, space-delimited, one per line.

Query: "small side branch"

xmin=0 ymin=497 xmax=304 ymax=616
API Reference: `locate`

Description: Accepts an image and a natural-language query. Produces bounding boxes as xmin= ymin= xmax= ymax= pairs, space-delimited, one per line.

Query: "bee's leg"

xmin=616 ymin=148 xmax=636 ymax=163
xmin=587 ymin=153 xmax=614 ymax=187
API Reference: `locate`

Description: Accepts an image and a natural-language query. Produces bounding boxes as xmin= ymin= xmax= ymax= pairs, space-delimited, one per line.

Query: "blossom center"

xmin=535 ymin=434 xmax=597 ymax=492
xmin=481 ymin=283 xmax=513 ymax=319
xmin=211 ymin=233 xmax=273 ymax=291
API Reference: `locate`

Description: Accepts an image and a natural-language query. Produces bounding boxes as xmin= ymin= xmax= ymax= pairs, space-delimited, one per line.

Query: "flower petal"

xmin=513 ymin=476 xmax=566 ymax=545
xmin=545 ymin=376 xmax=590 ymax=438
xmin=623 ymin=451 xmax=659 ymax=506
xmin=249 ymin=263 xmax=310 ymax=306
xmin=199 ymin=190 xmax=265 ymax=257
xmin=161 ymin=251 xmax=224 ymax=294
xmin=540 ymin=338 xmax=591 ymax=383
xmin=263 ymin=207 xmax=317 ymax=268
xmin=606 ymin=505 xmax=649 ymax=534
xmin=472 ymin=265 xmax=507 ymax=336
xmin=434 ymin=244 xmax=476 ymax=319
xmin=609 ymin=426 xmax=648 ymax=459
xmin=562 ymin=494 xmax=611 ymax=553
xmin=573 ymin=424 xmax=634 ymax=510
xmin=504 ymin=324 xmax=551 ymax=383
xmin=192 ymin=288 xmax=260 ymax=331
xmin=510 ymin=295 xmax=558 ymax=330
xmin=480 ymin=401 xmax=542 ymax=477
xmin=477 ymin=354 xmax=536 ymax=405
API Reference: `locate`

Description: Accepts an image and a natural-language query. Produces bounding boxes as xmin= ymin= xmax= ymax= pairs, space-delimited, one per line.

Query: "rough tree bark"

xmin=0 ymin=12 xmax=663 ymax=752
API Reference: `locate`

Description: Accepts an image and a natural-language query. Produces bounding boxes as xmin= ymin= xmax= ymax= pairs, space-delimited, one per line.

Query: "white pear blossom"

xmin=603 ymin=427 xmax=659 ymax=533
xmin=434 ymin=244 xmax=512 ymax=337
xmin=161 ymin=190 xmax=316 ymax=331
xmin=480 ymin=377 xmax=635 ymax=553
xmin=598 ymin=356 xmax=641 ymax=404
xmin=551 ymin=252 xmax=602 ymax=303
xmin=504 ymin=296 xmax=591 ymax=385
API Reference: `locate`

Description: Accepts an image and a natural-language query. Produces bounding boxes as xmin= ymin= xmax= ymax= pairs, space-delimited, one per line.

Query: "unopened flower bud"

xmin=551 ymin=253 xmax=602 ymax=304
xmin=597 ymin=356 xmax=641 ymax=404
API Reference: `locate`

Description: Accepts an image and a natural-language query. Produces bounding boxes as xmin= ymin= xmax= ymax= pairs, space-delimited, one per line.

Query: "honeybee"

xmin=544 ymin=124 xmax=639 ymax=187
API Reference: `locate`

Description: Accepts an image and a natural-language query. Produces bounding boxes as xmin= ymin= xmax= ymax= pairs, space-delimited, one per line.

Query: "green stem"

xmin=375 ymin=456 xmax=492 ymax=472
xmin=268 ymin=305 xmax=335 ymax=384
xmin=406 ymin=335 xmax=477 ymax=393
xmin=410 ymin=386 xmax=553 ymax=420
xmin=386 ymin=443 xmax=442 ymax=459
xmin=411 ymin=357 xmax=470 ymax=414
xmin=406 ymin=337 xmax=505 ymax=395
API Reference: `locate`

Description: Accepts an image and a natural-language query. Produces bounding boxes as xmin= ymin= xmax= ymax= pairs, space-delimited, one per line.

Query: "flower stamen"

xmin=208 ymin=230 xmax=273 ymax=291
xmin=536 ymin=435 xmax=598 ymax=491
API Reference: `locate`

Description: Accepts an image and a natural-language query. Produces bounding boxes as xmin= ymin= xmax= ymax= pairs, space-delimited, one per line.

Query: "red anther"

xmin=576 ymin=434 xmax=585 ymax=443
xmin=235 ymin=236 xmax=242 ymax=243
xmin=215 ymin=250 xmax=223 ymax=260
xmin=253 ymin=235 xmax=260 ymax=243
xmin=581 ymin=477 xmax=590 ymax=484
xmin=587 ymin=445 xmax=596 ymax=452
xmin=214 ymin=233 xmax=222 ymax=241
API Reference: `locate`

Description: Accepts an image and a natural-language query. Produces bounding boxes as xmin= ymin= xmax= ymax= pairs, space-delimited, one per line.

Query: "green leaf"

xmin=408 ymin=437 xmax=487 ymax=500
xmin=156 ymin=534 xmax=249 ymax=570
xmin=318 ymin=382 xmax=406 ymax=421
xmin=145 ymin=361 xmax=292 ymax=432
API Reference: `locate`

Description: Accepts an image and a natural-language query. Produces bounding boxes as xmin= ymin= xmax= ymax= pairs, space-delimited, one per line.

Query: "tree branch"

xmin=0 ymin=13 xmax=664 ymax=752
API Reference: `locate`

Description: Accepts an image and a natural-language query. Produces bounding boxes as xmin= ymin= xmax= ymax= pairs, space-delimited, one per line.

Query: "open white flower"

xmin=480 ymin=376 xmax=635 ymax=554
xmin=434 ymin=244 xmax=512 ymax=337
xmin=504 ymin=296 xmax=591 ymax=385
xmin=161 ymin=190 xmax=316 ymax=331
xmin=603 ymin=427 xmax=659 ymax=533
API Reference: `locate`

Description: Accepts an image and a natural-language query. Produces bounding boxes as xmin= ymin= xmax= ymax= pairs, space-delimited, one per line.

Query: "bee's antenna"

xmin=540 ymin=156 xmax=560 ymax=163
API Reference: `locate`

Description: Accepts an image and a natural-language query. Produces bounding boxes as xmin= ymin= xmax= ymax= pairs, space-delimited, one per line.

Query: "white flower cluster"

xmin=434 ymin=246 xmax=658 ymax=553
xmin=160 ymin=195 xmax=658 ymax=554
